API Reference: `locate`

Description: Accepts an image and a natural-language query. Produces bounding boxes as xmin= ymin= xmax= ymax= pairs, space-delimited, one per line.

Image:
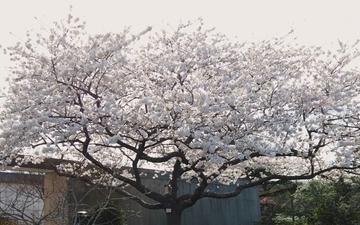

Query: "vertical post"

xmin=43 ymin=172 xmax=68 ymax=225
xmin=165 ymin=209 xmax=181 ymax=225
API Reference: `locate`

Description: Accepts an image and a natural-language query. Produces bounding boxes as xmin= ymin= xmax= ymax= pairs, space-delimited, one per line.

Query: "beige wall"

xmin=43 ymin=172 xmax=68 ymax=225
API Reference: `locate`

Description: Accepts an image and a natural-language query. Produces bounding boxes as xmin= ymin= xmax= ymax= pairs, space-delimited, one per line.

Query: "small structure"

xmin=0 ymin=159 xmax=261 ymax=225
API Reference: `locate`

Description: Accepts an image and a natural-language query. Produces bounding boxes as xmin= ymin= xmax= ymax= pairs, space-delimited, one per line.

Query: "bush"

xmin=260 ymin=177 xmax=360 ymax=225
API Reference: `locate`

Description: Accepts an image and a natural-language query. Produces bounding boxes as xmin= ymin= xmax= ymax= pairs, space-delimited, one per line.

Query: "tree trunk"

xmin=166 ymin=209 xmax=182 ymax=225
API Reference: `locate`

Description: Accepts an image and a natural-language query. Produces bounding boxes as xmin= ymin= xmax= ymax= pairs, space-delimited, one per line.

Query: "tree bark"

xmin=165 ymin=209 xmax=182 ymax=225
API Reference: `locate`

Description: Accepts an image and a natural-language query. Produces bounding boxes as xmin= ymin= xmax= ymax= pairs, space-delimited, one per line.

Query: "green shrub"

xmin=260 ymin=177 xmax=360 ymax=225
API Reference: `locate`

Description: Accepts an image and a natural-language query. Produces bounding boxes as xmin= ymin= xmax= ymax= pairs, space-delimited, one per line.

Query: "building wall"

xmin=0 ymin=183 xmax=44 ymax=222
xmin=118 ymin=176 xmax=260 ymax=225
xmin=0 ymin=171 xmax=261 ymax=225
xmin=0 ymin=172 xmax=44 ymax=225
xmin=0 ymin=172 xmax=67 ymax=225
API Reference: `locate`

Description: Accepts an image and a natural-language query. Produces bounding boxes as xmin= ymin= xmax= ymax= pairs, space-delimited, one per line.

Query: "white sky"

xmin=1 ymin=0 xmax=360 ymax=88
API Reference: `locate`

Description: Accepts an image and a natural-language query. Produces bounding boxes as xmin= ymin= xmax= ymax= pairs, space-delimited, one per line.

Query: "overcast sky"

xmin=1 ymin=0 xmax=360 ymax=88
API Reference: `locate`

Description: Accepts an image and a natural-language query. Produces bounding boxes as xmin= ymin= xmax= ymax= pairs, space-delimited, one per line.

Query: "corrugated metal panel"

xmin=122 ymin=177 xmax=261 ymax=225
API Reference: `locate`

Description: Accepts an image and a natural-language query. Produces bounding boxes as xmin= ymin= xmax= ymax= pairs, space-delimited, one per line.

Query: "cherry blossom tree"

xmin=1 ymin=15 xmax=360 ymax=225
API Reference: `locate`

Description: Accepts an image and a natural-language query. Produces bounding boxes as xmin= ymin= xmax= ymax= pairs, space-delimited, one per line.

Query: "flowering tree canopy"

xmin=1 ymin=15 xmax=360 ymax=225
